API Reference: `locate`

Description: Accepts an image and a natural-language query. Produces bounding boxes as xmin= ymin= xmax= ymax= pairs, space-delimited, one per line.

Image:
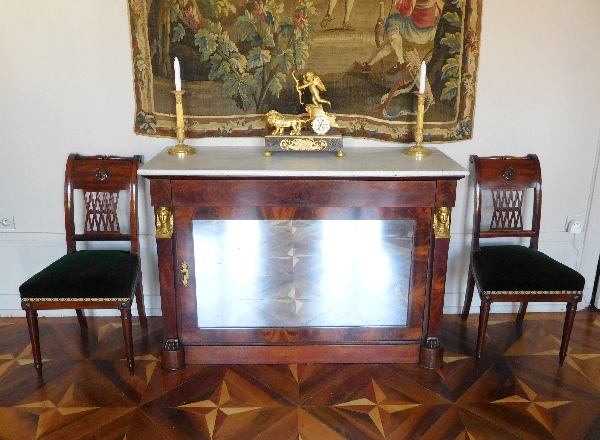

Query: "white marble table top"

xmin=138 ymin=145 xmax=468 ymax=179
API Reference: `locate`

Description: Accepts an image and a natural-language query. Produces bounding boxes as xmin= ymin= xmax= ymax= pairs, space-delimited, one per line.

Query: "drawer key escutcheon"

xmin=181 ymin=261 xmax=190 ymax=286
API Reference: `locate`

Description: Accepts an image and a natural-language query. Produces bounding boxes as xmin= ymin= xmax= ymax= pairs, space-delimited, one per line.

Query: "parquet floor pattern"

xmin=1 ymin=310 xmax=600 ymax=439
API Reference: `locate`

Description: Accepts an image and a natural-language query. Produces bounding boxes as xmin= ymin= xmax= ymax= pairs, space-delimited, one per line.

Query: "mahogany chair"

xmin=461 ymin=155 xmax=584 ymax=363
xmin=19 ymin=154 xmax=147 ymax=375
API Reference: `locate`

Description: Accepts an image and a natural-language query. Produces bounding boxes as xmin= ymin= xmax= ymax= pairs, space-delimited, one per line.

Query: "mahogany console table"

xmin=139 ymin=145 xmax=467 ymax=370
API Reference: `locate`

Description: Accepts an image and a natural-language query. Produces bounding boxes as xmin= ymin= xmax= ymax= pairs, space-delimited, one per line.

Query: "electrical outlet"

xmin=0 ymin=215 xmax=16 ymax=230
xmin=567 ymin=219 xmax=583 ymax=234
xmin=565 ymin=215 xmax=582 ymax=231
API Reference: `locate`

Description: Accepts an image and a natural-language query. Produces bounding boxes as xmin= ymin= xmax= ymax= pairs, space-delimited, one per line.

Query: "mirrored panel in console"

xmin=193 ymin=220 xmax=413 ymax=328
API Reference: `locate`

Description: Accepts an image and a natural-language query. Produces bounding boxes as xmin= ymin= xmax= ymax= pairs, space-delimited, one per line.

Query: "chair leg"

xmin=25 ymin=308 xmax=43 ymax=375
xmin=134 ymin=280 xmax=147 ymax=329
xmin=559 ymin=300 xmax=578 ymax=364
xmin=461 ymin=266 xmax=476 ymax=321
xmin=120 ymin=307 xmax=135 ymax=374
xmin=516 ymin=302 xmax=528 ymax=322
xmin=76 ymin=309 xmax=88 ymax=329
xmin=476 ymin=299 xmax=491 ymax=360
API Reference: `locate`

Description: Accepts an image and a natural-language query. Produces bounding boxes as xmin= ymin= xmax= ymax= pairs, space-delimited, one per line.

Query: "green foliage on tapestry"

xmin=197 ymin=0 xmax=236 ymax=19
xmin=168 ymin=0 xmax=315 ymax=112
xmin=441 ymin=55 xmax=461 ymax=81
xmin=440 ymin=22 xmax=463 ymax=105
xmin=440 ymin=32 xmax=462 ymax=54
xmin=442 ymin=12 xmax=462 ymax=29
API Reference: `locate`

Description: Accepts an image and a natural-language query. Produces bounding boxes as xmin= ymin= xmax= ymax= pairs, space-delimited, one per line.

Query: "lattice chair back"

xmin=490 ymin=188 xmax=524 ymax=230
xmin=65 ymin=154 xmax=141 ymax=254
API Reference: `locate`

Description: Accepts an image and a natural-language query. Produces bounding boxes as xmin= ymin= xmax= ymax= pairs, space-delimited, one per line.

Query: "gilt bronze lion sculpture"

xmin=266 ymin=110 xmax=305 ymax=136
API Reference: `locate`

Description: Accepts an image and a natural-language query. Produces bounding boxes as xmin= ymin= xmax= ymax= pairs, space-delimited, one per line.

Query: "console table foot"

xmin=160 ymin=339 xmax=186 ymax=370
xmin=419 ymin=339 xmax=444 ymax=369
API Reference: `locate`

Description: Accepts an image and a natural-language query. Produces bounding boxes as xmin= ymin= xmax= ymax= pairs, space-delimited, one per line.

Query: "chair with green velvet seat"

xmin=461 ymin=155 xmax=584 ymax=363
xmin=19 ymin=154 xmax=147 ymax=375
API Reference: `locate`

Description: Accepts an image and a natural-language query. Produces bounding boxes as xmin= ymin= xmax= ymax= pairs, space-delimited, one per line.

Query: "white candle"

xmin=174 ymin=57 xmax=182 ymax=91
xmin=419 ymin=61 xmax=426 ymax=94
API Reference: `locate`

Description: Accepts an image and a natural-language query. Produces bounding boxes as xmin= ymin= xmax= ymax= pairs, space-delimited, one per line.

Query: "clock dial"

xmin=311 ymin=116 xmax=330 ymax=135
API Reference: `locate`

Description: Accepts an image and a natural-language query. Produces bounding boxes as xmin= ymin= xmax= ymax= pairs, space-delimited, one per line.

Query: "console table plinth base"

xmin=183 ymin=343 xmax=420 ymax=365
xmin=265 ymin=133 xmax=342 ymax=155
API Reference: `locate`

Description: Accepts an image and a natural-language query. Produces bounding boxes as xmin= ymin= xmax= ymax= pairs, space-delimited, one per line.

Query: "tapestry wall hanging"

xmin=128 ymin=0 xmax=482 ymax=143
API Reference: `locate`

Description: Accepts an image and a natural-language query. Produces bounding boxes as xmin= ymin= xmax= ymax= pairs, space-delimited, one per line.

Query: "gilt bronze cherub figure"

xmin=292 ymin=71 xmax=336 ymax=136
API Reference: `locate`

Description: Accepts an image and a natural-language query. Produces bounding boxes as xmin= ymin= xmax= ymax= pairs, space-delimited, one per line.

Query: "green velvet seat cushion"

xmin=19 ymin=250 xmax=140 ymax=301
xmin=473 ymin=245 xmax=585 ymax=293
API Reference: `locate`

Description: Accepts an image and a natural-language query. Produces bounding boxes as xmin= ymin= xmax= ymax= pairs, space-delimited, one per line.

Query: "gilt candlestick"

xmin=403 ymin=92 xmax=432 ymax=158
xmin=167 ymin=90 xmax=197 ymax=156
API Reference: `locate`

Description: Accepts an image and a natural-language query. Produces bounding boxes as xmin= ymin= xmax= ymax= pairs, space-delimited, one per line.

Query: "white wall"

xmin=1 ymin=1 xmax=600 ymax=317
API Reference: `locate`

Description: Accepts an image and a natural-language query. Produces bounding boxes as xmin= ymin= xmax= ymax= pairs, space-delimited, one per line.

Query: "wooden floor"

xmin=1 ymin=309 xmax=600 ymax=439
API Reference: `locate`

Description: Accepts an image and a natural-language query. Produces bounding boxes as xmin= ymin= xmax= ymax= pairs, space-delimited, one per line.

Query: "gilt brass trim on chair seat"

xmin=485 ymin=290 xmax=582 ymax=296
xmin=21 ymin=297 xmax=132 ymax=302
